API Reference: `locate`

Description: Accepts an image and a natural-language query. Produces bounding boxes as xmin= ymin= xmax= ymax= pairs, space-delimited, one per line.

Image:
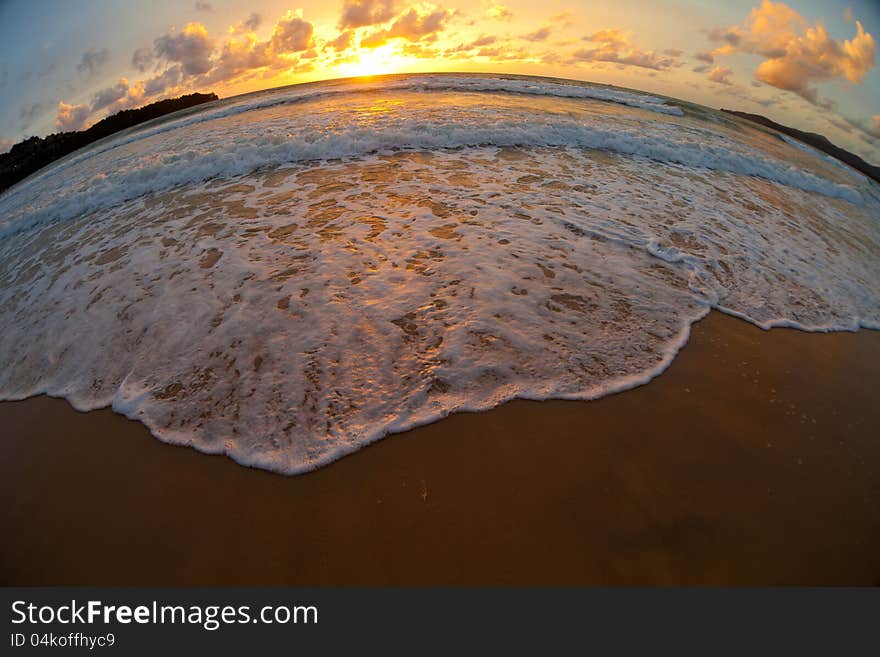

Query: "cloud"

xmin=822 ymin=113 xmax=880 ymax=144
xmin=37 ymin=9 xmax=326 ymax=139
xmin=692 ymin=64 xmax=710 ymax=73
xmin=0 ymin=137 xmax=14 ymax=154
xmin=486 ymin=3 xmax=512 ymax=21
xmin=708 ymin=1 xmax=876 ymax=104
xmin=195 ymin=10 xmax=316 ymax=85
xmin=522 ymin=26 xmax=552 ymax=42
xmin=77 ymin=48 xmax=109 ymax=76
xmin=270 ymin=13 xmax=314 ymax=52
xmin=195 ymin=1 xmax=213 ymax=11
xmin=90 ymin=78 xmax=138 ymax=111
xmin=202 ymin=13 xmax=313 ymax=84
xmin=18 ymin=102 xmax=43 ymax=124
xmin=707 ymin=65 xmax=734 ymax=85
xmin=228 ymin=13 xmax=264 ymax=36
xmin=573 ymin=28 xmax=679 ymax=70
xmin=210 ymin=43 xmax=269 ymax=82
xmin=550 ymin=11 xmax=574 ymax=28
xmin=707 ymin=27 xmax=742 ymax=48
xmin=132 ymin=47 xmax=154 ymax=73
xmin=154 ymin=22 xmax=215 ymax=76
xmin=694 ymin=51 xmax=714 ymax=63
xmin=245 ymin=13 xmax=262 ymax=31
xmin=55 ymin=101 xmax=90 ymax=131
xmin=327 ymin=31 xmax=353 ymax=50
xmin=361 ymin=7 xmax=451 ymax=48
xmin=470 ymin=34 xmax=497 ymax=47
xmin=339 ymin=0 xmax=397 ymax=29
xmin=830 ymin=117 xmax=853 ymax=133
xmin=448 ymin=34 xmax=499 ymax=54
xmin=401 ymin=42 xmax=439 ymax=58
xmin=38 ymin=62 xmax=58 ymax=81
xmin=143 ymin=65 xmax=183 ymax=96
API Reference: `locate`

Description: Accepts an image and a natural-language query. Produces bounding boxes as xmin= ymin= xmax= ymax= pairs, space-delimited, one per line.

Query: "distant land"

xmin=722 ymin=109 xmax=880 ymax=185
xmin=0 ymin=92 xmax=218 ymax=194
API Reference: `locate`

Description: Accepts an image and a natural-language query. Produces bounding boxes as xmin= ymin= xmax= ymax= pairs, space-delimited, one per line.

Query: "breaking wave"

xmin=0 ymin=74 xmax=877 ymax=473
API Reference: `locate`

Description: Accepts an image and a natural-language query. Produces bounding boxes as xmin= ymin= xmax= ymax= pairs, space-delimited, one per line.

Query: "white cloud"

xmin=708 ymin=1 xmax=876 ymax=104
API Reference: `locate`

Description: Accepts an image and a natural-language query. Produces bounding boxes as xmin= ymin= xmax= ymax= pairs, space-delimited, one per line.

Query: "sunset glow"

xmin=3 ymin=0 xmax=880 ymax=591
xmin=333 ymin=43 xmax=414 ymax=78
xmin=1 ymin=1 xmax=878 ymax=161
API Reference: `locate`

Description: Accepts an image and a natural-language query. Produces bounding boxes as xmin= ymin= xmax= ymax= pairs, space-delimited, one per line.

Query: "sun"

xmin=335 ymin=44 xmax=410 ymax=78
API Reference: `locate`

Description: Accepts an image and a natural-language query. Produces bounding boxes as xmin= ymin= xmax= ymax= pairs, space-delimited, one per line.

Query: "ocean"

xmin=0 ymin=73 xmax=877 ymax=473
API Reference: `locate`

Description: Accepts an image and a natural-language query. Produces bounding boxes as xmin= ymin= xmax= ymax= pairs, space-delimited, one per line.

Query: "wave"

xmin=0 ymin=142 xmax=877 ymax=473
xmin=0 ymin=81 xmax=863 ymax=237
xmin=1 ymin=76 xmax=877 ymax=474
xmin=2 ymin=75 xmax=683 ymax=194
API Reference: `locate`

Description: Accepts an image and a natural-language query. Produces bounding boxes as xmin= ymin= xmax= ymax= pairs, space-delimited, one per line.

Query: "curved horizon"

xmin=1 ymin=0 xmax=878 ymax=160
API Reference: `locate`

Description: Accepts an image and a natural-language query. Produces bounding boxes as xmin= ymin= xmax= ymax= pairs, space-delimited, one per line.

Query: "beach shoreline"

xmin=1 ymin=310 xmax=879 ymax=585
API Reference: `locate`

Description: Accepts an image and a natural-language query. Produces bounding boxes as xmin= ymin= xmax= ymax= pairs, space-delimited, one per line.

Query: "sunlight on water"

xmin=0 ymin=74 xmax=878 ymax=473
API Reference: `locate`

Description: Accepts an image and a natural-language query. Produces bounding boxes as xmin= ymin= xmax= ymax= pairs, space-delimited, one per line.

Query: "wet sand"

xmin=1 ymin=310 xmax=878 ymax=585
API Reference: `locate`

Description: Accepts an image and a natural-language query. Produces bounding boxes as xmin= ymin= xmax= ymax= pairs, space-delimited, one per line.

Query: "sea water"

xmin=0 ymin=73 xmax=877 ymax=473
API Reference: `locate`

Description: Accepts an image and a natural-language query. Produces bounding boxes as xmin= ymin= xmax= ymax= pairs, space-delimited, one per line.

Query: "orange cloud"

xmin=58 ymin=12 xmax=319 ymax=131
xmin=573 ymin=29 xmax=679 ymax=70
xmin=707 ymin=65 xmax=734 ymax=85
xmin=339 ymin=0 xmax=397 ymax=29
xmin=144 ymin=66 xmax=182 ymax=96
xmin=709 ymin=1 xmax=876 ymax=103
xmin=449 ymin=34 xmax=498 ymax=53
xmin=55 ymin=101 xmax=90 ymax=131
xmin=327 ymin=31 xmax=354 ymax=51
xmin=522 ymin=26 xmax=552 ymax=43
xmin=550 ymin=11 xmax=575 ymax=28
xmin=205 ymin=32 xmax=272 ymax=83
xmin=154 ymin=22 xmax=215 ymax=76
xmin=91 ymin=79 xmax=134 ymax=111
xmin=271 ymin=13 xmax=314 ymax=52
xmin=486 ymin=3 xmax=512 ymax=21
xmin=360 ymin=6 xmax=452 ymax=48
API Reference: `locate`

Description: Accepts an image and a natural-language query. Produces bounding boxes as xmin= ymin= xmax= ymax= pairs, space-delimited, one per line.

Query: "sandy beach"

xmin=1 ymin=310 xmax=878 ymax=585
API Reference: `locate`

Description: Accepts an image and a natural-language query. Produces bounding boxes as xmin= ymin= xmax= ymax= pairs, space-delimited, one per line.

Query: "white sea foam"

xmin=0 ymin=82 xmax=863 ymax=236
xmin=0 ymin=75 xmax=878 ymax=474
xmin=5 ymin=75 xmax=681 ymax=195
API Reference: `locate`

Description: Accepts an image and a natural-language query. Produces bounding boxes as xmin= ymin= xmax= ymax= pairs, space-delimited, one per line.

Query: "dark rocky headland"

xmin=0 ymin=92 xmax=218 ymax=194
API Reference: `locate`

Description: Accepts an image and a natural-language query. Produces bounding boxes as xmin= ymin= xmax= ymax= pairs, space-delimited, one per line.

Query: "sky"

xmin=0 ymin=0 xmax=878 ymax=161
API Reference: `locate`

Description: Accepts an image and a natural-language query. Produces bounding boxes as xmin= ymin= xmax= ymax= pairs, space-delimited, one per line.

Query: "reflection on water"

xmin=0 ymin=74 xmax=877 ymax=473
